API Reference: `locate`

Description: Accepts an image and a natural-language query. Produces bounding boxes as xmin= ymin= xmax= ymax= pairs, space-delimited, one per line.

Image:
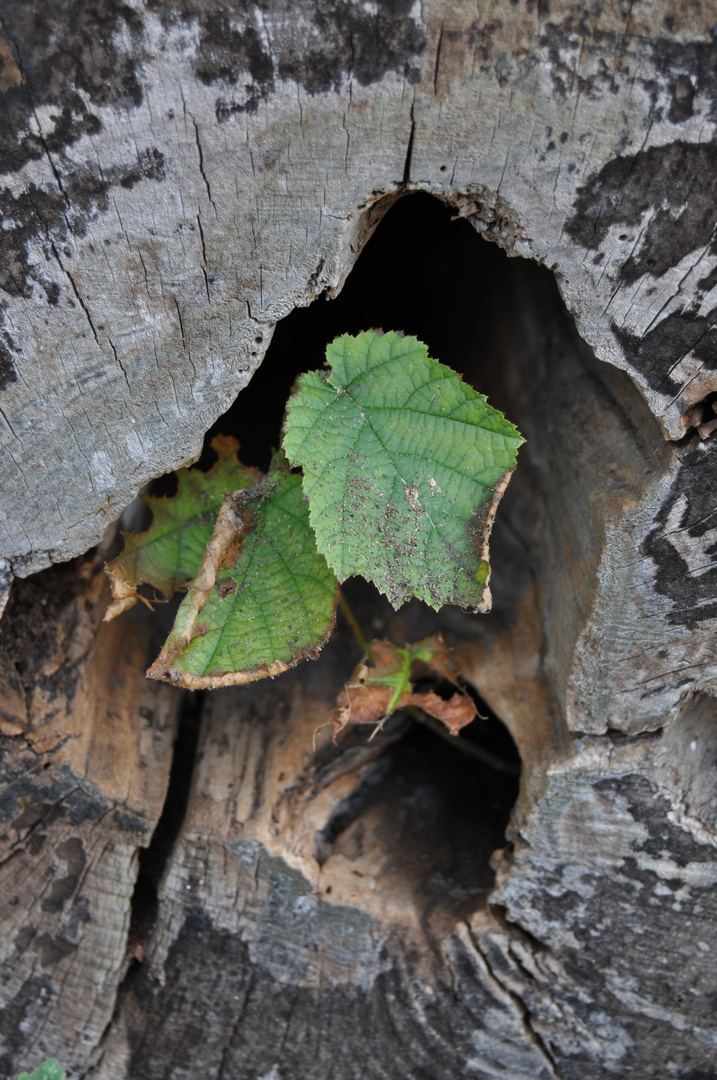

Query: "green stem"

xmin=338 ymin=591 xmax=517 ymax=775
xmin=338 ymin=589 xmax=372 ymax=658
xmin=406 ymin=705 xmax=521 ymax=776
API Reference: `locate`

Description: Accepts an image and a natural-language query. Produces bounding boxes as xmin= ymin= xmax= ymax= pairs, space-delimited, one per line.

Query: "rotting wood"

xmin=92 ymin=632 xmax=555 ymax=1080
xmin=0 ymin=560 xmax=183 ymax=1077
xmin=85 ymin=250 xmax=717 ymax=1078
xmin=2 ymin=0 xmax=717 ymax=1076
xmin=91 ymin=604 xmax=717 ymax=1080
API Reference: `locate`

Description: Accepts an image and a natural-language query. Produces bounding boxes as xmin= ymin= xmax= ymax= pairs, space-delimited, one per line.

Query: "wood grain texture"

xmin=452 ymin=256 xmax=717 ymax=736
xmin=0 ymin=560 xmax=183 ymax=1077
xmin=92 ymin=611 xmax=717 ymax=1079
xmin=92 ymin=632 xmax=555 ymax=1080
xmin=2 ymin=0 xmax=717 ymax=577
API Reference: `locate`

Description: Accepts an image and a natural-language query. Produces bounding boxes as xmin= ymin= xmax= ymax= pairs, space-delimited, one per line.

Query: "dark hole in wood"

xmin=198 ymin=193 xmax=537 ymax=903
xmin=316 ymin=571 xmax=521 ymax=913
xmin=199 ymin=192 xmax=524 ymax=470
xmin=314 ymin=717 xmax=519 ymax=917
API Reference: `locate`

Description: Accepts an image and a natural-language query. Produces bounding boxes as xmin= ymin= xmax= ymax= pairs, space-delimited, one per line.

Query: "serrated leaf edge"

xmin=283 ymin=331 xmax=522 ymax=612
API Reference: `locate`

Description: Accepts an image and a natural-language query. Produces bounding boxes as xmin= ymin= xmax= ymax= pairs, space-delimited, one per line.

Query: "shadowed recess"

xmin=202 ymin=193 xmax=518 ymax=470
xmin=201 ymin=193 xmax=527 ymax=903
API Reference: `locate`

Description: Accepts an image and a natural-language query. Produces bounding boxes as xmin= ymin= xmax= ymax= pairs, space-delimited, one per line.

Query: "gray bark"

xmin=2 ymin=1 xmax=717 ymax=1078
xmin=2 ymin=0 xmax=716 ymax=575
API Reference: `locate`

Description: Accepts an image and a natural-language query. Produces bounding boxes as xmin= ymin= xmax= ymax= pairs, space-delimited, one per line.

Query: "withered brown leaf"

xmin=332 ymin=633 xmax=477 ymax=738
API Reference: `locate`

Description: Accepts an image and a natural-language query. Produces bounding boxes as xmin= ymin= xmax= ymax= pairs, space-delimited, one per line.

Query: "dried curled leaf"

xmin=283 ymin=330 xmax=524 ymax=611
xmin=148 ymin=453 xmax=339 ymax=689
xmin=333 ymin=634 xmax=477 ymax=737
xmin=104 ymin=436 xmax=260 ymax=621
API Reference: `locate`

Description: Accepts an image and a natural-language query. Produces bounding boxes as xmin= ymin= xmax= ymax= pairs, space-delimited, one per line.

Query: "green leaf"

xmin=17 ymin=1061 xmax=65 ymax=1080
xmin=104 ymin=436 xmax=260 ymax=621
xmin=283 ymin=330 xmax=524 ymax=610
xmin=148 ymin=454 xmax=339 ymax=688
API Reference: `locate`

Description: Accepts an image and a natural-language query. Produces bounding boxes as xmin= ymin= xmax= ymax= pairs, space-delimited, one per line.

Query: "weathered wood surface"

xmin=2 ymin=0 xmax=717 ymax=577
xmin=4 ymin=261 xmax=717 ymax=1075
xmin=92 ymin=577 xmax=717 ymax=1079
xmin=94 ymin=673 xmax=553 ymax=1080
xmin=0 ymin=560 xmax=183 ymax=1076
xmin=2 ymin=0 xmax=717 ymax=1077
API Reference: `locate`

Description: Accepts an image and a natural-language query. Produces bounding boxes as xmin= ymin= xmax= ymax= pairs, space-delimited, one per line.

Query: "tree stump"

xmin=2 ymin=3 xmax=717 ymax=1077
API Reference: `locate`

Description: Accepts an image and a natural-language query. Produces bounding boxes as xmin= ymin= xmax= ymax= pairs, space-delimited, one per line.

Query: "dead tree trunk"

xmin=2 ymin=2 xmax=717 ymax=1077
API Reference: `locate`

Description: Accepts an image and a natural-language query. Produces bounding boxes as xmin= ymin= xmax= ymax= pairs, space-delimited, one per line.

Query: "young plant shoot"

xmin=105 ymin=330 xmax=524 ymax=734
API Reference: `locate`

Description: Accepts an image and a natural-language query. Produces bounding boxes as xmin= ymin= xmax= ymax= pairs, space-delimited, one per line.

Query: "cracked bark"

xmin=2 ymin=1 xmax=717 ymax=1077
xmin=0 ymin=559 xmax=183 ymax=1077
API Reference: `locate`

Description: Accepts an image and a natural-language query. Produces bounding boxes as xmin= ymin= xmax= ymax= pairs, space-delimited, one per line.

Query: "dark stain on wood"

xmin=566 ymin=141 xmax=717 ymax=286
xmin=538 ymin=20 xmax=622 ymax=98
xmin=146 ymin=0 xmax=426 ymax=122
xmin=643 ymin=440 xmax=717 ymax=627
xmin=668 ymin=74 xmax=695 ymax=122
xmin=0 ymin=334 xmax=19 ymax=391
xmin=0 ymin=974 xmax=55 ymax=1080
xmin=596 ymin=774 xmax=715 ymax=866
xmin=113 ymin=807 xmax=150 ymax=833
xmin=40 ymin=837 xmax=86 ymax=913
xmin=613 ymin=302 xmax=717 ymax=399
xmin=122 ymin=906 xmax=552 ymax=1080
xmin=650 ymin=31 xmax=717 ymax=125
xmin=0 ymin=150 xmax=165 ymax=305
xmin=1 ymin=0 xmax=145 ymax=176
xmin=0 ymin=752 xmax=104 ymax=828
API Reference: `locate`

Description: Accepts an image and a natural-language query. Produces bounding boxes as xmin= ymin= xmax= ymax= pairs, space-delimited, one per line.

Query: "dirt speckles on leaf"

xmin=283 ymin=330 xmax=523 ymax=611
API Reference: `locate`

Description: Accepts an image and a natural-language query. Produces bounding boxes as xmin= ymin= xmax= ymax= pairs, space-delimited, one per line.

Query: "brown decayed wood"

xmin=0 ymin=560 xmax=182 ymax=1076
